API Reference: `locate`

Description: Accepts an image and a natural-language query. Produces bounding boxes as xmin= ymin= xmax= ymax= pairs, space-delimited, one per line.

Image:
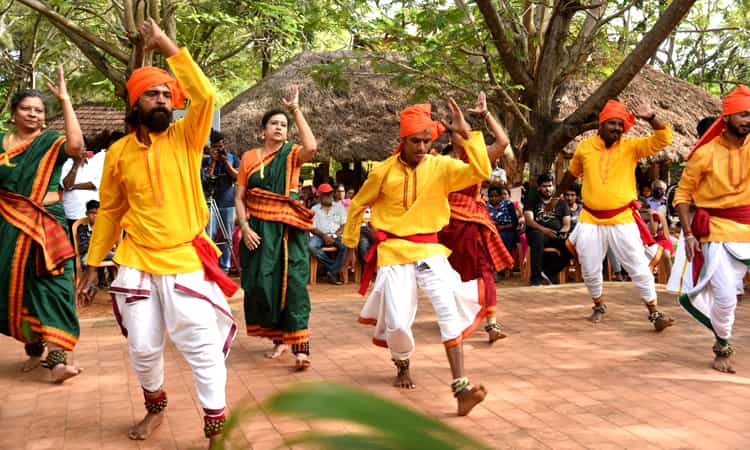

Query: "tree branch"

xmin=17 ymin=0 xmax=130 ymax=64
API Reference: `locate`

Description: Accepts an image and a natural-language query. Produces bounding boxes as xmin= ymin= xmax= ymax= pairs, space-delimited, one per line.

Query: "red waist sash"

xmin=359 ymin=230 xmax=439 ymax=295
xmin=690 ymin=205 xmax=750 ymax=282
xmin=192 ymin=234 xmax=239 ymax=297
xmin=691 ymin=205 xmax=750 ymax=238
xmin=582 ymin=201 xmax=655 ymax=246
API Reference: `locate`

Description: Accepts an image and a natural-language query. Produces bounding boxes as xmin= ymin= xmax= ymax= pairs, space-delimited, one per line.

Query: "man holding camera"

xmin=524 ymin=173 xmax=572 ymax=286
xmin=201 ymin=129 xmax=239 ymax=273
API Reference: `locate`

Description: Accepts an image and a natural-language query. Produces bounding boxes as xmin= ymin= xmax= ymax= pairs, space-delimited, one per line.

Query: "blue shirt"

xmin=487 ymin=199 xmax=517 ymax=226
xmin=201 ymin=152 xmax=239 ymax=208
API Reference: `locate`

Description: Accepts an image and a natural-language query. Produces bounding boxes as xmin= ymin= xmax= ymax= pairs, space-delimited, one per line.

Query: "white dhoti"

xmin=679 ymin=243 xmax=750 ymax=342
xmin=569 ymin=222 xmax=657 ymax=302
xmin=358 ymin=255 xmax=485 ymax=360
xmin=110 ymin=266 xmax=237 ymax=412
xmin=667 ymin=231 xmax=694 ymax=294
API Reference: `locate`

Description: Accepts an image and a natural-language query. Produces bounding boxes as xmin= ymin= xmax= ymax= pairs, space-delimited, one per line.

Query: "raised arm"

xmin=468 ymin=91 xmax=509 ymax=164
xmin=47 ymin=65 xmax=83 ymax=158
xmin=630 ymin=98 xmax=672 ymax=158
xmin=283 ymin=85 xmax=317 ymax=163
xmin=442 ymin=97 xmax=491 ymax=193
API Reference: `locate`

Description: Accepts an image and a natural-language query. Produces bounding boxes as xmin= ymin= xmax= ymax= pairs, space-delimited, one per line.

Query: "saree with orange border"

xmin=240 ymin=142 xmax=312 ymax=345
xmin=0 ymin=131 xmax=79 ymax=350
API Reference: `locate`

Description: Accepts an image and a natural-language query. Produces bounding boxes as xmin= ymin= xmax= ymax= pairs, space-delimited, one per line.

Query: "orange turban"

xmin=126 ymin=66 xmax=186 ymax=109
xmin=393 ymin=103 xmax=446 ymax=154
xmin=599 ymin=100 xmax=636 ymax=132
xmin=689 ymin=84 xmax=750 ymax=159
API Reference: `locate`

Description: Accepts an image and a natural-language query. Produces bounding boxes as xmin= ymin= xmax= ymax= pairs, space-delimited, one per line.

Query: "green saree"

xmin=240 ymin=142 xmax=311 ymax=346
xmin=0 ymin=130 xmax=79 ymax=350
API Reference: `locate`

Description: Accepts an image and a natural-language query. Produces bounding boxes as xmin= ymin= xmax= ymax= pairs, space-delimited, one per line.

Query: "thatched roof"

xmin=221 ymin=51 xmax=413 ymax=162
xmin=50 ymin=103 xmax=126 ymax=139
xmin=558 ymin=66 xmax=721 ymax=163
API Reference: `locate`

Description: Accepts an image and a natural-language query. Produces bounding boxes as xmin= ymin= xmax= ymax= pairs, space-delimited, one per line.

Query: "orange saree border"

xmin=8 ymin=135 xmax=65 ymax=341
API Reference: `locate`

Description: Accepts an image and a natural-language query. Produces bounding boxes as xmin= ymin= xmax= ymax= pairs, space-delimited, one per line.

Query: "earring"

xmin=10 ymin=118 xmax=15 ymax=123
xmin=42 ymin=123 xmax=47 ymax=129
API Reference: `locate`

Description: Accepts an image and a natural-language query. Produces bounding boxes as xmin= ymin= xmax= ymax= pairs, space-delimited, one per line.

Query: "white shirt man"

xmin=60 ymin=151 xmax=106 ymax=222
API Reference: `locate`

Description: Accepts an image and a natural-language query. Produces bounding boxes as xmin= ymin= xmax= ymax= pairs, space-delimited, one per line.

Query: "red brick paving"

xmin=2 ymin=281 xmax=749 ymax=449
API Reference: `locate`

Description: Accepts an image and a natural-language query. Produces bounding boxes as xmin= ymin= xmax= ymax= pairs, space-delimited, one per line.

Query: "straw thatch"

xmin=221 ymin=51 xmax=413 ymax=162
xmin=49 ymin=103 xmax=125 ymax=139
xmin=558 ymin=66 xmax=721 ymax=162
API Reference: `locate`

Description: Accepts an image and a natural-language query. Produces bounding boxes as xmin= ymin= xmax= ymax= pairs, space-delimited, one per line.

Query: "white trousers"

xmin=569 ymin=222 xmax=657 ymax=302
xmin=681 ymin=243 xmax=750 ymax=340
xmin=359 ymin=255 xmax=483 ymax=361
xmin=111 ymin=266 xmax=237 ymax=412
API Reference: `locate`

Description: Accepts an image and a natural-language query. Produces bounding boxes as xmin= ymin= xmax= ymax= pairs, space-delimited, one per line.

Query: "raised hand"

xmin=630 ymin=98 xmax=655 ymax=120
xmin=139 ymin=18 xmax=168 ymax=53
xmin=441 ymin=97 xmax=470 ymax=140
xmin=467 ymin=91 xmax=488 ymax=116
xmin=46 ymin=65 xmax=69 ymax=101
xmin=282 ymin=85 xmax=300 ymax=107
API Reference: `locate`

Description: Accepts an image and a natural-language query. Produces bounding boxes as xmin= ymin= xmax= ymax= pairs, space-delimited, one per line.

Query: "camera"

xmin=216 ymin=147 xmax=227 ymax=157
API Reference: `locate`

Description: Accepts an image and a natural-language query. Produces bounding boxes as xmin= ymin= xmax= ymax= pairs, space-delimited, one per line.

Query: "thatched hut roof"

xmin=221 ymin=51 xmax=413 ymax=162
xmin=559 ymin=66 xmax=721 ymax=163
xmin=49 ymin=103 xmax=125 ymax=139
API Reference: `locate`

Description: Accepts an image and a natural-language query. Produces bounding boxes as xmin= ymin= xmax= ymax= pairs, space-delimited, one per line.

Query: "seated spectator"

xmin=648 ymin=179 xmax=668 ymax=217
xmin=309 ymin=183 xmax=347 ymax=284
xmin=564 ymin=185 xmax=582 ymax=231
xmin=638 ymin=184 xmax=652 ymax=207
xmin=335 ymin=184 xmax=350 ymax=208
xmin=78 ymin=200 xmax=114 ymax=291
xmin=487 ymin=185 xmax=518 ymax=254
xmin=524 ymin=174 xmax=571 ymax=286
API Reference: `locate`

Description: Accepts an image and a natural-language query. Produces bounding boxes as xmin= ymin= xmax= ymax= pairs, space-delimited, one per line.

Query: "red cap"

xmin=317 ymin=183 xmax=334 ymax=194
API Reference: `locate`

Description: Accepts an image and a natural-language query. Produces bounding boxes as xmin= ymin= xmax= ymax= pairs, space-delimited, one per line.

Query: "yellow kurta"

xmin=673 ymin=135 xmax=750 ymax=242
xmin=86 ymin=48 xmax=216 ymax=274
xmin=343 ymin=131 xmax=491 ymax=267
xmin=569 ymin=127 xmax=672 ymax=225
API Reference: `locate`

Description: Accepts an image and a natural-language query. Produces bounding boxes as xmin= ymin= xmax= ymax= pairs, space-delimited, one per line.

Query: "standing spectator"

xmin=335 ymin=184 xmax=350 ymax=208
xmin=524 ymin=174 xmax=571 ymax=286
xmin=309 ymin=183 xmax=348 ymax=284
xmin=60 ymin=141 xmax=105 ymax=229
xmin=202 ymin=129 xmax=239 ymax=273
xmin=648 ymin=179 xmax=668 ymax=216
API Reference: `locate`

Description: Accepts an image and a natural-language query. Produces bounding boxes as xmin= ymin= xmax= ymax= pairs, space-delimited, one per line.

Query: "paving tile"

xmin=2 ymin=281 xmax=750 ymax=449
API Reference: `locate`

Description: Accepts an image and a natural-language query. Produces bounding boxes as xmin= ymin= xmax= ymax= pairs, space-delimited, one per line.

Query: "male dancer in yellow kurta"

xmin=344 ymin=99 xmax=490 ymax=416
xmin=75 ymin=20 xmax=237 ymax=450
xmin=674 ymin=85 xmax=750 ymax=374
xmin=559 ymin=99 xmax=675 ymax=331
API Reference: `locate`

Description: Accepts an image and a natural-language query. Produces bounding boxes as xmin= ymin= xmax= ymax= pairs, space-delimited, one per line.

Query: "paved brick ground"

xmin=2 ymin=281 xmax=749 ymax=450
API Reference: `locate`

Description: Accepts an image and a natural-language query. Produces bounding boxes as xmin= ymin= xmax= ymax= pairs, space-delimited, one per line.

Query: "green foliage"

xmin=219 ymin=382 xmax=490 ymax=450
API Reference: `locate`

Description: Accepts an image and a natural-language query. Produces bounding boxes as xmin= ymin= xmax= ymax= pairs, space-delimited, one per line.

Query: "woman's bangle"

xmin=58 ymin=94 xmax=70 ymax=102
xmin=287 ymin=103 xmax=300 ymax=114
xmin=239 ymin=218 xmax=248 ymax=226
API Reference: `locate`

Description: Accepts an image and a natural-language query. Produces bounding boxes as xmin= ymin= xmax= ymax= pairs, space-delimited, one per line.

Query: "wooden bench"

xmin=308 ymin=246 xmax=361 ymax=285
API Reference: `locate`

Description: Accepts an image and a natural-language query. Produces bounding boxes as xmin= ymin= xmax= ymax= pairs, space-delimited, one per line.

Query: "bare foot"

xmin=712 ymin=355 xmax=736 ymax=374
xmin=294 ymin=353 xmax=311 ymax=371
xmin=21 ymin=356 xmax=42 ymax=372
xmin=51 ymin=364 xmax=82 ymax=383
xmin=457 ymin=384 xmax=487 ymax=416
xmin=652 ymin=314 xmax=675 ymax=332
xmin=488 ymin=328 xmax=507 ymax=344
xmin=264 ymin=344 xmax=288 ymax=359
xmin=394 ymin=368 xmax=416 ymax=389
xmin=589 ymin=310 xmax=604 ymax=323
xmin=128 ymin=412 xmax=164 ymax=440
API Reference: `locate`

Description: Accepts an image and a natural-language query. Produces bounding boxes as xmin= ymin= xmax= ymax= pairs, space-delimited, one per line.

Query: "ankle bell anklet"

xmin=713 ymin=342 xmax=734 ymax=358
xmin=204 ymin=413 xmax=226 ymax=438
xmin=484 ymin=322 xmax=503 ymax=333
xmin=451 ymin=377 xmax=471 ymax=396
xmin=592 ymin=302 xmax=607 ymax=314
xmin=144 ymin=390 xmax=168 ymax=415
xmin=393 ymin=358 xmax=410 ymax=375
xmin=648 ymin=310 xmax=665 ymax=323
xmin=42 ymin=349 xmax=66 ymax=369
xmin=291 ymin=342 xmax=310 ymax=355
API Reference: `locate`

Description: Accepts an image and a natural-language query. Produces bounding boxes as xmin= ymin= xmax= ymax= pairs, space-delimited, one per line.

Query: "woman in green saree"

xmin=0 ymin=66 xmax=85 ymax=383
xmin=235 ymin=85 xmax=317 ymax=370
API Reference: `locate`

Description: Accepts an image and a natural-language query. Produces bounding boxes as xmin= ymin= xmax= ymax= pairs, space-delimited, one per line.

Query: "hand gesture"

xmin=46 ymin=65 xmax=69 ymax=102
xmin=74 ymin=266 xmax=99 ymax=307
xmin=441 ymin=97 xmax=470 ymax=141
xmin=467 ymin=91 xmax=488 ymax=116
xmin=685 ymin=235 xmax=701 ymax=262
xmin=282 ymin=85 xmax=300 ymax=107
xmin=139 ymin=18 xmax=167 ymax=52
xmin=630 ymin=98 xmax=655 ymax=121
xmin=243 ymin=225 xmax=262 ymax=251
